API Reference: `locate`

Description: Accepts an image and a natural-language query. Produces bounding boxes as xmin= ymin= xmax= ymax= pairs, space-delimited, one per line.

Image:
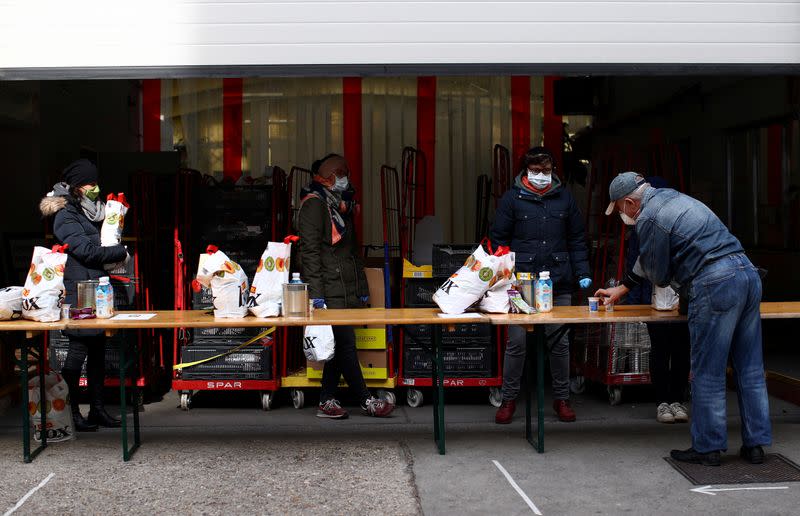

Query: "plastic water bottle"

xmin=534 ymin=271 xmax=553 ymax=312
xmin=95 ymin=276 xmax=114 ymax=318
xmin=289 ymin=272 xmax=302 ymax=284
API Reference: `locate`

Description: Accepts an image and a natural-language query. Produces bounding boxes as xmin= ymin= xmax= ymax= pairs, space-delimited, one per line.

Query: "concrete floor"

xmin=1 ymin=387 xmax=799 ymax=515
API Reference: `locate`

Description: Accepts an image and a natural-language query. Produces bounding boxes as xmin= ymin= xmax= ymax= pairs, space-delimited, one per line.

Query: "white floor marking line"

xmin=691 ymin=485 xmax=789 ymax=496
xmin=3 ymin=473 xmax=55 ymax=516
xmin=492 ymin=460 xmax=543 ymax=515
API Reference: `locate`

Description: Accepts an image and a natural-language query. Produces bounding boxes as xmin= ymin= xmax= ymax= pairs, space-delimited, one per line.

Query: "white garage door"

xmin=1 ymin=0 xmax=799 ymax=74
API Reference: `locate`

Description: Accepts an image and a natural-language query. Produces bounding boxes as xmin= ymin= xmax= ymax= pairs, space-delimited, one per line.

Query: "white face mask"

xmin=332 ymin=176 xmax=349 ymax=192
xmin=619 ymin=212 xmax=637 ymax=226
xmin=527 ymin=172 xmax=551 ymax=188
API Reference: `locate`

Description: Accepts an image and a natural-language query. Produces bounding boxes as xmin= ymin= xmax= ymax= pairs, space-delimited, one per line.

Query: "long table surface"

xmin=1 ymin=302 xmax=798 ymax=332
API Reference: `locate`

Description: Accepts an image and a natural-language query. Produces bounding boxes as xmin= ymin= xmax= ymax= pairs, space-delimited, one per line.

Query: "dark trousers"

xmin=646 ymin=322 xmax=690 ymax=404
xmin=64 ymin=334 xmax=106 ymax=384
xmin=320 ymin=325 xmax=370 ymax=404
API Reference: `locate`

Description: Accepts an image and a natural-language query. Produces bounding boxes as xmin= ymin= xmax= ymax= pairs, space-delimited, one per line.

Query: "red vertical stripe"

xmin=142 ymin=79 xmax=161 ymax=152
xmin=543 ymin=76 xmax=562 ymax=171
xmin=343 ymin=77 xmax=363 ymax=238
xmin=767 ymin=124 xmax=782 ymax=206
xmin=510 ymin=76 xmax=531 ymax=168
xmin=223 ymin=78 xmax=243 ymax=183
xmin=417 ymin=77 xmax=436 ymax=216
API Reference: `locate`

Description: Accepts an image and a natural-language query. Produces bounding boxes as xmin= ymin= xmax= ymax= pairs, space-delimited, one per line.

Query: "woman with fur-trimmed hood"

xmin=40 ymin=159 xmax=128 ymax=432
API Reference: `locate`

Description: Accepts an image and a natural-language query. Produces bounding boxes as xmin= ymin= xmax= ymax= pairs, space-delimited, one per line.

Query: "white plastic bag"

xmin=22 ymin=246 xmax=68 ymax=322
xmin=195 ymin=246 xmax=249 ymax=318
xmin=433 ymin=245 xmax=502 ymax=314
xmin=652 ymin=285 xmax=679 ymax=311
xmin=29 ymin=371 xmax=74 ymax=442
xmin=101 ymin=193 xmax=129 ymax=247
xmin=479 ymin=250 xmax=515 ymax=313
xmin=303 ymin=325 xmax=335 ymax=362
xmin=249 ymin=239 xmax=294 ymax=318
xmin=0 ymin=286 xmax=24 ymax=320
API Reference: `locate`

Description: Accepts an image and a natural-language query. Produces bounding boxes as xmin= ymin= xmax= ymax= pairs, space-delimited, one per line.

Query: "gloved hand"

xmin=312 ymin=298 xmax=326 ymax=309
xmin=578 ymin=277 xmax=592 ymax=289
xmin=360 ymin=295 xmax=370 ymax=306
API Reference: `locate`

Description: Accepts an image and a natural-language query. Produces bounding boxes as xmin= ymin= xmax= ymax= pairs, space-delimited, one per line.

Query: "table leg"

xmin=524 ymin=325 xmax=545 ymax=453
xmin=17 ymin=340 xmax=47 ymax=463
xmin=119 ymin=338 xmax=141 ymax=461
xmin=430 ymin=324 xmax=445 ymax=455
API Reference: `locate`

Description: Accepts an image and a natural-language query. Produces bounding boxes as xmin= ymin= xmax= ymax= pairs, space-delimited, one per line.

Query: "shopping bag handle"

xmin=206 ymin=244 xmax=219 ymax=254
xmin=51 ymin=244 xmax=69 ymax=254
xmin=283 ymin=235 xmax=300 ymax=244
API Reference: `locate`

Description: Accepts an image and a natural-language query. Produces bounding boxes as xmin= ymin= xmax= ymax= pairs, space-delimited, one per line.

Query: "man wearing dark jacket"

xmin=491 ymin=147 xmax=592 ymax=423
xmin=40 ymin=159 xmax=128 ymax=431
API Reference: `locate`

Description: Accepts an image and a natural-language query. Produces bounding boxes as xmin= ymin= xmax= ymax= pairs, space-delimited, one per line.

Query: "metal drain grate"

xmin=665 ymin=454 xmax=800 ymax=486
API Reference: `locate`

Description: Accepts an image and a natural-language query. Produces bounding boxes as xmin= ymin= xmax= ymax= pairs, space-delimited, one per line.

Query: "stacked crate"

xmin=179 ymin=184 xmax=274 ymax=381
xmin=401 ymin=243 xmax=495 ymax=377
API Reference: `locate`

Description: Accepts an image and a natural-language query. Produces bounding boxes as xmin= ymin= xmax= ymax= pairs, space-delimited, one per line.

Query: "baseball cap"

xmin=605 ymin=172 xmax=646 ymax=215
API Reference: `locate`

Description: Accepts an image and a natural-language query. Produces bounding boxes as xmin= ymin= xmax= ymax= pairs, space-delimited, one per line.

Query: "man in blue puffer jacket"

xmin=491 ymin=147 xmax=592 ymax=423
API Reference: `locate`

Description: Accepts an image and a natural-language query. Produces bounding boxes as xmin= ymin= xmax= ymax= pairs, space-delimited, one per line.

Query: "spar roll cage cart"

xmin=278 ymin=166 xmax=397 ymax=409
xmin=571 ymin=142 xmax=687 ymax=405
xmin=383 ymin=147 xmax=504 ymax=408
xmin=173 ymin=168 xmax=288 ymax=411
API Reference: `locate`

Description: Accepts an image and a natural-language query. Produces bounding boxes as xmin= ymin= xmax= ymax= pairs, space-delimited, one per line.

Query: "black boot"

xmin=61 ymin=369 xmax=98 ymax=432
xmin=85 ymin=357 xmax=121 ymax=428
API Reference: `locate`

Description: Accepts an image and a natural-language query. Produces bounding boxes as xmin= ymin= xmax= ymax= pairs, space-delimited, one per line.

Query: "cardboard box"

xmin=354 ymin=328 xmax=387 ymax=350
xmin=364 ymin=267 xmax=385 ymax=308
xmin=307 ymin=349 xmax=388 ymax=380
xmin=402 ymin=259 xmax=433 ymax=278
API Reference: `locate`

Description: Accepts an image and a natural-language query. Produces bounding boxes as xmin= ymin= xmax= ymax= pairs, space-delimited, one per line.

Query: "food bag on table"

xmin=29 ymin=371 xmax=75 ymax=442
xmin=0 ymin=286 xmax=24 ymax=320
xmin=22 ymin=245 xmax=68 ymax=322
xmin=652 ymin=285 xmax=679 ymax=311
xmin=194 ymin=245 xmax=249 ymax=318
xmin=479 ymin=242 xmax=515 ymax=313
xmin=248 ymin=236 xmax=298 ymax=318
xmin=432 ymin=243 xmax=503 ymax=314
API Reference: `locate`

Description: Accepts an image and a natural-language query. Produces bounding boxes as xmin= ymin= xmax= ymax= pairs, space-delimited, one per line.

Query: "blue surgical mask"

xmin=332 ymin=176 xmax=349 ymax=192
xmin=527 ymin=172 xmax=551 ymax=188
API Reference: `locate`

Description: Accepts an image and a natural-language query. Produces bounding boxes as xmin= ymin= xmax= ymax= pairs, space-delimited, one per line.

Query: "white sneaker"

xmin=657 ymin=402 xmax=675 ymax=423
xmin=670 ymin=402 xmax=689 ymax=423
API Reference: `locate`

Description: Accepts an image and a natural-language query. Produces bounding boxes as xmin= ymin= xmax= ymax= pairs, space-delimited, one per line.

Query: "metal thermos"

xmin=77 ymin=280 xmax=99 ymax=311
xmin=282 ymin=283 xmax=309 ymax=317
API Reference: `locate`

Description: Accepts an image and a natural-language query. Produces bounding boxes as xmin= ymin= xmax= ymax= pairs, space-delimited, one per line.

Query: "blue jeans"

xmin=687 ymin=253 xmax=771 ymax=453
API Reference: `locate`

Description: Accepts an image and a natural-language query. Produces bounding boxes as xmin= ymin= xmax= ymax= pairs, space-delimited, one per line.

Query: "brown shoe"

xmin=553 ymin=399 xmax=576 ymax=422
xmin=495 ymin=400 xmax=516 ymax=424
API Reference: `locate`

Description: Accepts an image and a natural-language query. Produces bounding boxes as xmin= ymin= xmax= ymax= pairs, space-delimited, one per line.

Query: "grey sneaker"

xmin=670 ymin=402 xmax=689 ymax=423
xmin=657 ymin=402 xmax=675 ymax=423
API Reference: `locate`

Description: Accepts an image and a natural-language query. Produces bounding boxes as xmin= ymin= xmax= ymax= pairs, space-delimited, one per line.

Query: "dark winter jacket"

xmin=40 ymin=195 xmax=127 ymax=307
xmin=489 ymin=173 xmax=591 ymax=292
xmin=296 ymin=194 xmax=369 ymax=309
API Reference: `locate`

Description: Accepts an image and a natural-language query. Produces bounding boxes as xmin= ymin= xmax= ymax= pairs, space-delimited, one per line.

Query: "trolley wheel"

xmin=608 ymin=386 xmax=622 ymax=406
xmin=290 ymin=389 xmax=305 ymax=409
xmin=489 ymin=387 xmax=502 ymax=408
xmin=179 ymin=392 xmax=191 ymax=411
xmin=377 ymin=389 xmax=396 ymax=406
xmin=261 ymin=391 xmax=274 ymax=411
xmin=570 ymin=376 xmax=586 ymax=395
xmin=406 ymin=388 xmax=423 ymax=408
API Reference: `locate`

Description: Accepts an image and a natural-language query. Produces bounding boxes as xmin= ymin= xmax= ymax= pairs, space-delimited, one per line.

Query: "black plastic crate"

xmin=403 ymin=323 xmax=492 ymax=346
xmin=48 ymin=332 xmax=126 ymax=376
xmin=180 ymin=340 xmax=273 ymax=380
xmin=404 ymin=278 xmax=439 ymax=308
xmin=111 ymin=278 xmax=137 ymax=309
xmin=191 ymin=326 xmax=272 ymax=342
xmin=403 ymin=342 xmax=493 ymax=378
xmin=192 ymin=285 xmax=214 ymax=310
xmin=432 ymin=243 xmax=479 ymax=277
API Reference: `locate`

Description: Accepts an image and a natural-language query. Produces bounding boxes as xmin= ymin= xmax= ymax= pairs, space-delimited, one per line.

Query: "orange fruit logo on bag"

xmin=55 ymin=264 xmax=65 ymax=276
xmin=256 ymin=259 xmax=264 ymax=273
xmin=276 ymin=257 xmax=285 ymax=272
xmin=53 ymin=399 xmax=66 ymax=411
